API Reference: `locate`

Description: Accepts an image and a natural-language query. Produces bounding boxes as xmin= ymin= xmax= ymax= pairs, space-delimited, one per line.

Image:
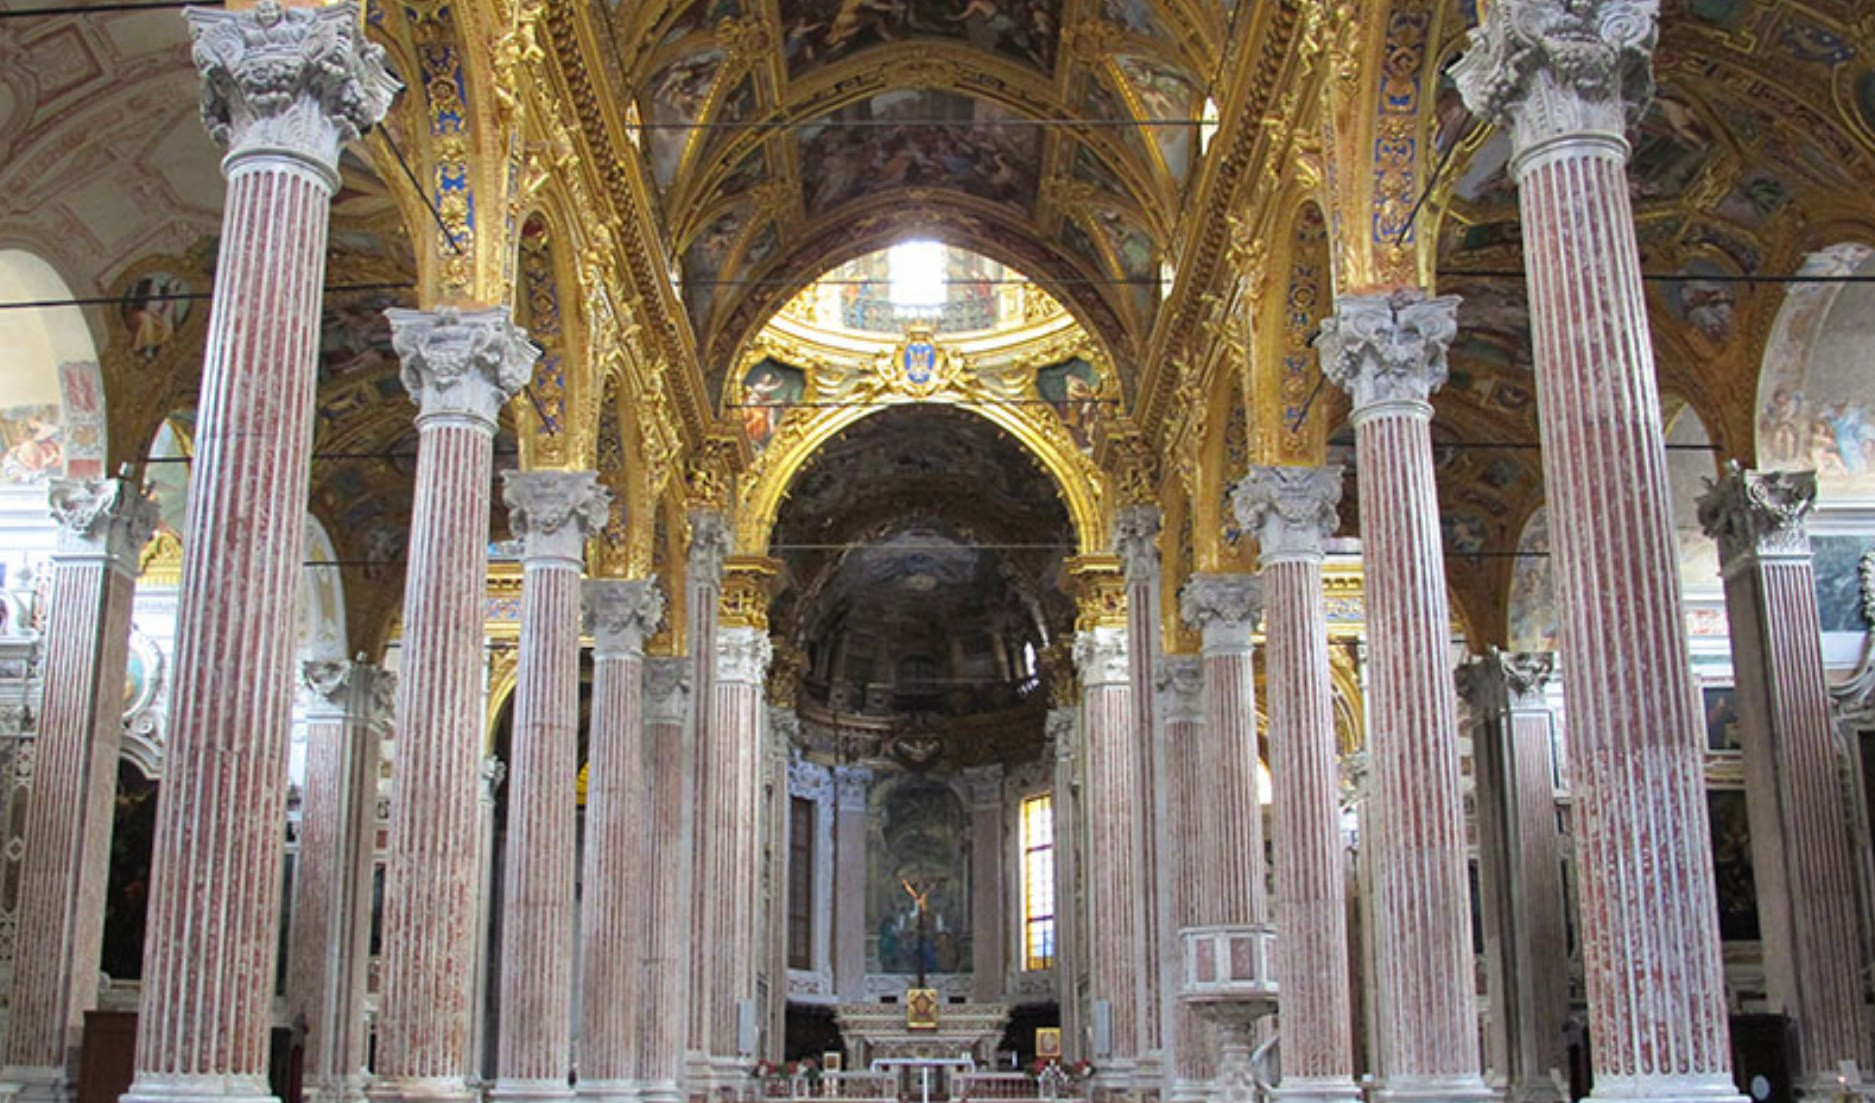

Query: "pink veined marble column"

xmin=123 ymin=10 xmax=396 ymax=1103
xmin=638 ymin=657 xmax=693 ymax=1103
xmin=578 ymin=579 xmax=666 ymax=1103
xmin=1456 ymin=8 xmax=1743 ymax=1100
xmin=697 ymin=627 xmax=772 ymax=1077
xmin=1115 ymin=506 xmax=1168 ymax=1071
xmin=1697 ymin=467 xmax=1873 ymax=1092
xmin=684 ymin=511 xmax=727 ymax=1080
xmin=1178 ymin=574 xmax=1270 ymax=929
xmin=288 ymin=661 xmax=394 ymax=1103
xmin=1233 ymin=465 xmax=1359 ymax=1103
xmin=962 ymin=765 xmax=1007 ymax=1001
xmin=1047 ymin=709 xmax=1084 ymax=1063
xmin=1 ymin=480 xmax=154 ymax=1103
xmin=1455 ymin=651 xmax=1569 ymax=1103
xmin=1155 ymin=656 xmax=1214 ymax=1103
xmin=759 ymin=707 xmax=795 ymax=1062
xmin=1320 ymin=292 xmax=1485 ymax=1103
xmin=831 ymin=765 xmax=871 ymax=1003
xmin=492 ymin=472 xmax=611 ymax=1103
xmin=373 ymin=307 xmax=536 ymax=1103
xmin=1073 ymin=627 xmax=1141 ymax=1079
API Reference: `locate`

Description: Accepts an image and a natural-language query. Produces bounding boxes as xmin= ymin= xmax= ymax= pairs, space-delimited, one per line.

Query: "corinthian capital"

xmin=716 ymin=626 xmax=773 ymax=685
xmin=1232 ymin=465 xmax=1341 ymax=566
xmin=644 ymin=657 xmax=691 ymax=726
xmin=388 ymin=306 xmax=537 ymax=433
xmin=1456 ymin=648 xmax=1557 ymax=714
xmin=584 ymin=579 xmax=665 ymax=658
xmin=1180 ymin=573 xmax=1264 ymax=653
xmin=687 ymin=509 xmax=731 ymax=590
xmin=1072 ymin=626 xmax=1128 ymax=688
xmin=1319 ymin=290 xmax=1459 ymax=418
xmin=1696 ymin=462 xmax=1816 ymax=570
xmin=188 ymin=0 xmax=399 ymax=181
xmin=1452 ymin=0 xmax=1658 ymax=163
xmin=502 ymin=470 xmax=610 ymax=566
xmin=1154 ymin=656 xmax=1204 ymax=727
xmin=1114 ymin=505 xmax=1162 ymax=583
xmin=48 ymin=477 xmax=159 ymax=569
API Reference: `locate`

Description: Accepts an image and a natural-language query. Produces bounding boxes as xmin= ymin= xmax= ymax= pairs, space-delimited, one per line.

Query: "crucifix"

xmin=900 ymin=877 xmax=934 ymax=988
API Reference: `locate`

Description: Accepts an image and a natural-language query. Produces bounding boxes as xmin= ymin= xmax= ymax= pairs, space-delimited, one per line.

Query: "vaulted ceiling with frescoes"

xmin=589 ymin=0 xmax=1232 ymax=399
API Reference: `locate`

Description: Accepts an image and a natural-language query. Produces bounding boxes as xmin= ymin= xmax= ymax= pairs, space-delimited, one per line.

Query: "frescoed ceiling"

xmin=590 ymin=0 xmax=1233 ymax=395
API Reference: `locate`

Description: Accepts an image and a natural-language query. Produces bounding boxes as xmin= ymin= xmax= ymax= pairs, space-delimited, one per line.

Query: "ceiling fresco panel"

xmin=778 ymin=0 xmax=1061 ymax=77
xmin=797 ymin=89 xmax=1041 ymax=216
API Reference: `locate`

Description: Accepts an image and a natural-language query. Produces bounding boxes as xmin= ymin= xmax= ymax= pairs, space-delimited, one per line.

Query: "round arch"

xmin=734 ymin=397 xmax=1107 ymax=560
xmin=0 ymin=249 xmax=100 ymax=485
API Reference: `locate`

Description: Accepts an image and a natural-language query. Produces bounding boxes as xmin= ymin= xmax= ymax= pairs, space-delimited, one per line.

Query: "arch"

xmin=513 ymin=210 xmax=579 ymax=470
xmin=0 ymin=249 xmax=100 ymax=485
xmin=300 ymin=515 xmax=349 ymax=662
xmin=735 ymin=399 xmax=1106 ymax=560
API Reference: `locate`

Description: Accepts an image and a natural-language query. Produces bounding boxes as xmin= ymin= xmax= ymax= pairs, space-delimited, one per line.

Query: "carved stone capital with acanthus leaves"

xmin=1696 ymin=462 xmax=1817 ymax=571
xmin=716 ymin=626 xmax=773 ymax=685
xmin=1456 ymin=648 xmax=1556 ymax=715
xmin=1180 ymin=573 xmax=1264 ymax=653
xmin=1114 ymin=505 xmax=1162 ymax=584
xmin=389 ymin=306 xmax=537 ymax=433
xmin=644 ymin=657 xmax=691 ymax=726
xmin=1452 ymin=0 xmax=1658 ymax=166
xmin=687 ymin=509 xmax=731 ymax=590
xmin=1232 ymin=465 xmax=1342 ymax=567
xmin=502 ymin=470 xmax=610 ymax=567
xmin=1318 ymin=290 xmax=1459 ymax=420
xmin=584 ymin=579 xmax=664 ymax=658
xmin=1155 ymin=656 xmax=1204 ymax=727
xmin=1072 ymin=626 xmax=1128 ymax=688
xmin=48 ymin=477 xmax=158 ymax=569
xmin=188 ymin=0 xmax=399 ymax=183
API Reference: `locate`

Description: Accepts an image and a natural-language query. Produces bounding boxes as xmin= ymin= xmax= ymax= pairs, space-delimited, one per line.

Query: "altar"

xmin=835 ymin=1001 xmax=1010 ymax=1101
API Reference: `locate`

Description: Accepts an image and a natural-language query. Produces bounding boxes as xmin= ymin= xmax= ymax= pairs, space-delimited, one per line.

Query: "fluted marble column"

xmin=1114 ymin=506 xmax=1168 ymax=1070
xmin=288 ymin=661 xmax=394 ymax=1103
xmin=1456 ymin=652 xmax=1569 ymax=1103
xmin=1457 ymin=8 xmax=1742 ymax=1100
xmin=1047 ymin=708 xmax=1084 ymax=1062
xmin=695 ymin=627 xmax=772 ymax=1073
xmin=124 ymin=10 xmax=395 ymax=1103
xmin=492 ymin=472 xmax=609 ymax=1103
xmin=639 ymin=658 xmax=693 ymax=1103
xmin=1233 ymin=466 xmax=1358 ymax=1103
xmin=684 ymin=512 xmax=728 ymax=1077
xmin=579 ymin=580 xmax=666 ymax=1103
xmin=1 ymin=480 xmax=155 ymax=1103
xmin=1156 ymin=656 xmax=1213 ymax=1103
xmin=1320 ymin=293 xmax=1485 ymax=1103
xmin=374 ymin=307 xmax=536 ymax=1103
xmin=1697 ymin=467 xmax=1873 ymax=1093
xmin=1178 ymin=574 xmax=1270 ymax=928
xmin=831 ymin=765 xmax=871 ymax=1001
xmin=962 ymin=765 xmax=1007 ymax=1001
xmin=1074 ymin=627 xmax=1141 ymax=1076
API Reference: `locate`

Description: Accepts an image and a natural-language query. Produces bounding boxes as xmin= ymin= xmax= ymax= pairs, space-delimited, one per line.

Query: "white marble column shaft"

xmin=1697 ymin=467 xmax=1873 ymax=1090
xmin=1456 ymin=652 xmax=1569 ymax=1103
xmin=2 ymin=480 xmax=155 ymax=1103
xmin=1458 ymin=8 xmax=1743 ymax=1099
xmin=578 ymin=579 xmax=665 ymax=1103
xmin=1319 ymin=294 xmax=1484 ymax=1103
xmin=1233 ymin=465 xmax=1359 ymax=1103
xmin=638 ymin=658 xmax=693 ymax=1103
xmin=1074 ymin=628 xmax=1141 ymax=1075
xmin=288 ymin=662 xmax=393 ymax=1103
xmin=374 ymin=307 xmax=535 ymax=1103
xmin=493 ymin=472 xmax=610 ymax=1102
xmin=126 ymin=10 xmax=395 ymax=1103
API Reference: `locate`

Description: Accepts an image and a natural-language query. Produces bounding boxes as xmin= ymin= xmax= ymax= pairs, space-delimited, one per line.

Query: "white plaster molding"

xmin=387 ymin=306 xmax=537 ymax=434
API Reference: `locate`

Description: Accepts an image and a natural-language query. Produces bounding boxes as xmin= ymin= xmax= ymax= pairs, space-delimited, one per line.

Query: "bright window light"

xmin=890 ymin=240 xmax=946 ymax=315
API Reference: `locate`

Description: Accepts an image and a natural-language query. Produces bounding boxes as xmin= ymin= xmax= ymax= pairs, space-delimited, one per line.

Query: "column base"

xmin=1504 ymin=1075 xmax=1568 ymax=1103
xmin=366 ymin=1076 xmax=479 ymax=1103
xmin=121 ymin=1073 xmax=279 ymax=1103
xmin=576 ymin=1080 xmax=642 ymax=1103
xmin=636 ymin=1080 xmax=683 ymax=1103
xmin=303 ymin=1077 xmax=373 ymax=1103
xmin=1370 ymin=1074 xmax=1494 ymax=1103
xmin=1270 ymin=1077 xmax=1363 ymax=1103
xmin=1166 ymin=1079 xmax=1211 ymax=1103
xmin=0 ymin=1065 xmax=74 ymax=1103
xmin=489 ymin=1080 xmax=575 ymax=1103
xmin=1582 ymin=1076 xmax=1745 ymax=1103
